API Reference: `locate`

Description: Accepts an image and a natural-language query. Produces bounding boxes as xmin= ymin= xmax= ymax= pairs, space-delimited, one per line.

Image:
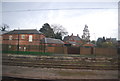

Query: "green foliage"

xmin=96 ymin=42 xmax=102 ymax=47
xmin=39 ymin=23 xmax=68 ymax=40
xmin=96 ymin=37 xmax=116 ymax=48
xmin=47 ymin=44 xmax=53 ymax=47
xmin=91 ymin=40 xmax=96 ymax=44
xmin=96 ymin=37 xmax=105 ymax=47
xmin=39 ymin=23 xmax=55 ymax=38
xmin=102 ymin=42 xmax=116 ymax=48
xmin=55 ymin=32 xmax=62 ymax=40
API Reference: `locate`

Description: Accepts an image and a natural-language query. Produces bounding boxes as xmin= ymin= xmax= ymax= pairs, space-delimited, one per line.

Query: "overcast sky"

xmin=2 ymin=1 xmax=119 ymax=40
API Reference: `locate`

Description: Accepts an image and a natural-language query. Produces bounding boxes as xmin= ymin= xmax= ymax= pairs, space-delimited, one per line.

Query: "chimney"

xmin=77 ymin=34 xmax=79 ymax=37
xmin=71 ymin=33 xmax=73 ymax=36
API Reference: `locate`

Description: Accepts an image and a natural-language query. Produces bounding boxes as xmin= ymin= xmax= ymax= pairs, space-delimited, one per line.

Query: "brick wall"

xmin=64 ymin=47 xmax=68 ymax=54
xmin=46 ymin=47 xmax=66 ymax=54
xmin=2 ymin=34 xmax=45 ymax=45
xmin=46 ymin=47 xmax=55 ymax=53
xmin=79 ymin=47 xmax=117 ymax=55
xmin=54 ymin=47 xmax=64 ymax=54
xmin=95 ymin=48 xmax=117 ymax=55
xmin=2 ymin=44 xmax=45 ymax=52
xmin=2 ymin=43 xmax=118 ymax=55
xmin=80 ymin=47 xmax=92 ymax=54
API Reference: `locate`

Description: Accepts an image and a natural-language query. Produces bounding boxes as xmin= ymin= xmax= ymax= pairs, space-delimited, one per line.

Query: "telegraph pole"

xmin=17 ymin=33 xmax=19 ymax=54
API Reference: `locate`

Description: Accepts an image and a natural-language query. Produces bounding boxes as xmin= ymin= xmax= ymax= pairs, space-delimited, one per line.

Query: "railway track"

xmin=2 ymin=54 xmax=119 ymax=70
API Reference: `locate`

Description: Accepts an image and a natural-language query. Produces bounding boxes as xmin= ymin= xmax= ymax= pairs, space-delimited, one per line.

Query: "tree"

xmin=54 ymin=32 xmax=62 ymax=40
xmin=51 ymin=24 xmax=68 ymax=40
xmin=102 ymin=42 xmax=115 ymax=48
xmin=91 ymin=40 xmax=96 ymax=44
xmin=39 ymin=23 xmax=55 ymax=38
xmin=82 ymin=25 xmax=90 ymax=42
xmin=0 ymin=24 xmax=9 ymax=31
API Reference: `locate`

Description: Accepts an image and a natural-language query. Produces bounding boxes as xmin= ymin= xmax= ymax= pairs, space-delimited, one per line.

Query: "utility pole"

xmin=17 ymin=33 xmax=19 ymax=54
xmin=44 ymin=38 xmax=46 ymax=53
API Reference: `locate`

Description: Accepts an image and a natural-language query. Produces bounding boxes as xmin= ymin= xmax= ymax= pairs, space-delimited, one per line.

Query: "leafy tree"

xmin=0 ymin=24 xmax=9 ymax=31
xmin=54 ymin=32 xmax=62 ymax=40
xmin=39 ymin=23 xmax=55 ymax=38
xmin=102 ymin=42 xmax=115 ymax=48
xmin=51 ymin=24 xmax=68 ymax=40
xmin=96 ymin=37 xmax=116 ymax=48
xmin=91 ymin=40 xmax=96 ymax=44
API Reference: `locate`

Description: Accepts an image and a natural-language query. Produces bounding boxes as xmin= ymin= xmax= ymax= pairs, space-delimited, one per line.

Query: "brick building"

xmin=63 ymin=33 xmax=83 ymax=47
xmin=2 ymin=29 xmax=45 ymax=51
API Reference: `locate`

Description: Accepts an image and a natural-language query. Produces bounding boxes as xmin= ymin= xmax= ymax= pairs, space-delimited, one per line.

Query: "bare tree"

xmin=51 ymin=24 xmax=68 ymax=35
xmin=82 ymin=25 xmax=90 ymax=42
xmin=0 ymin=24 xmax=9 ymax=31
xmin=51 ymin=24 xmax=68 ymax=40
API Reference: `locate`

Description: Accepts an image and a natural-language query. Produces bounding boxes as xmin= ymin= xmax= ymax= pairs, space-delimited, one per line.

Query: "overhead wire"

xmin=2 ymin=8 xmax=118 ymax=13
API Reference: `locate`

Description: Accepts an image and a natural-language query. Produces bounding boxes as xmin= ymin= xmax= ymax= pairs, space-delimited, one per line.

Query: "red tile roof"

xmin=83 ymin=43 xmax=95 ymax=47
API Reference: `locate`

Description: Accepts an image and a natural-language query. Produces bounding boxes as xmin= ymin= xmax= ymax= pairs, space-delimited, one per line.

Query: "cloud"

xmin=45 ymin=8 xmax=118 ymax=40
xmin=2 ymin=2 xmax=118 ymax=40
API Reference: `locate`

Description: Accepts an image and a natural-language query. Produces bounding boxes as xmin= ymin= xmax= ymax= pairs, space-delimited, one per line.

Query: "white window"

xmin=9 ymin=35 xmax=12 ymax=40
xmin=24 ymin=47 xmax=26 ymax=51
xmin=9 ymin=45 xmax=11 ymax=48
xmin=19 ymin=47 xmax=21 ymax=49
xmin=21 ymin=35 xmax=25 ymax=39
xmin=29 ymin=35 xmax=32 ymax=42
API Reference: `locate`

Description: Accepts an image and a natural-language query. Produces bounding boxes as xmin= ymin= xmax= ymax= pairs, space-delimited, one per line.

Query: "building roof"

xmin=63 ymin=35 xmax=81 ymax=41
xmin=106 ymin=38 xmax=116 ymax=41
xmin=3 ymin=29 xmax=42 ymax=35
xmin=0 ymin=31 xmax=9 ymax=35
xmin=65 ymin=41 xmax=81 ymax=45
xmin=41 ymin=38 xmax=64 ymax=44
xmin=83 ymin=42 xmax=95 ymax=47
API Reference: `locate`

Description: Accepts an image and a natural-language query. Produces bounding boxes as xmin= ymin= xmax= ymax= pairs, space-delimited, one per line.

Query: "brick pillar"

xmin=64 ymin=47 xmax=68 ymax=54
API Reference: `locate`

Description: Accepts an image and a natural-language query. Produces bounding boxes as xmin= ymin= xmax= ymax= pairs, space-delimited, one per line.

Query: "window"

xmin=19 ymin=47 xmax=21 ymax=49
xmin=69 ymin=38 xmax=73 ymax=41
xmin=21 ymin=35 xmax=25 ymax=39
xmin=29 ymin=35 xmax=32 ymax=42
xmin=9 ymin=35 xmax=12 ymax=40
xmin=73 ymin=44 xmax=76 ymax=46
xmin=9 ymin=45 xmax=11 ymax=48
xmin=24 ymin=47 xmax=26 ymax=51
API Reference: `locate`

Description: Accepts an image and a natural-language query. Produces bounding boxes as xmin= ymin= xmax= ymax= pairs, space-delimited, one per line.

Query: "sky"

xmin=1 ymin=1 xmax=119 ymax=40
